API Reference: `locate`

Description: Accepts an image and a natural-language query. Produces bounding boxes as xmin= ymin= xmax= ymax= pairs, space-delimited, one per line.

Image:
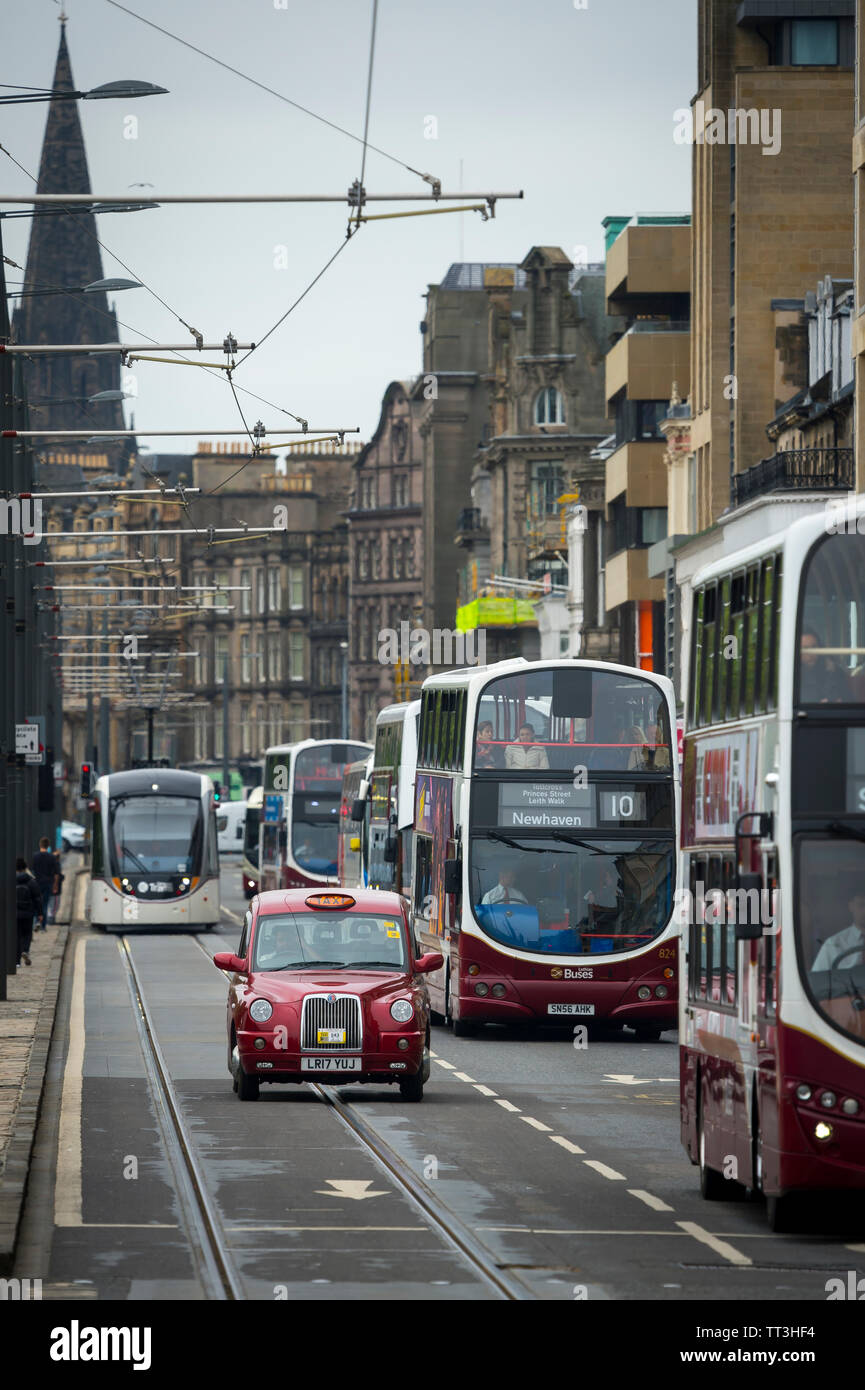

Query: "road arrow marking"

xmin=603 ymin=1074 xmax=678 ymax=1085
xmin=316 ymin=1180 xmax=389 ymax=1201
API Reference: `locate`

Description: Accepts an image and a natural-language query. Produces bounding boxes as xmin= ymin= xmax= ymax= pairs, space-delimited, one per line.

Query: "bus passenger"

xmin=812 ymin=891 xmax=865 ymax=971
xmin=481 ymin=868 xmax=528 ymax=905
xmin=800 ymin=629 xmax=849 ymax=703
xmin=475 ymin=720 xmax=501 ymax=769
xmin=505 ymin=723 xmax=550 ymax=770
xmin=626 ymin=726 xmax=649 ymax=771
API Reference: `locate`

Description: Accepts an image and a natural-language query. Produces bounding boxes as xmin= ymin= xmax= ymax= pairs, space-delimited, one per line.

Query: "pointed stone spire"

xmin=12 ymin=24 xmax=130 ymax=474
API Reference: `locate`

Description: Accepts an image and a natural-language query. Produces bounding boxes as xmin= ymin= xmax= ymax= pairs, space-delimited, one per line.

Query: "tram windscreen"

xmin=469 ymin=835 xmax=674 ymax=955
xmin=109 ymin=795 xmax=202 ymax=875
xmin=474 ymin=669 xmax=672 ymax=773
xmin=796 ymin=836 xmax=865 ymax=1044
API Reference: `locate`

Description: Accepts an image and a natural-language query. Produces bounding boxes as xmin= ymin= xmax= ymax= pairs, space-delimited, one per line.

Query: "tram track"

xmin=190 ymin=930 xmax=533 ymax=1301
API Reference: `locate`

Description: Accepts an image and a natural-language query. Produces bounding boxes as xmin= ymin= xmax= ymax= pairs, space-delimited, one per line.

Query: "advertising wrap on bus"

xmin=682 ymin=728 xmax=760 ymax=843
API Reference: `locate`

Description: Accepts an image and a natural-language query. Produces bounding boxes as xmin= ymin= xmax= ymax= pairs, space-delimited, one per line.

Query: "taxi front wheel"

xmin=237 ymin=1070 xmax=259 ymax=1101
xmin=399 ymin=1072 xmax=424 ymax=1102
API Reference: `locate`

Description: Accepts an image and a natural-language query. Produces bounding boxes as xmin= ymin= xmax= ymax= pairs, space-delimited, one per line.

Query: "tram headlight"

xmin=637 ymin=986 xmax=651 ymax=1000
xmin=249 ymin=999 xmax=273 ymax=1023
xmin=820 ymin=1091 xmax=837 ymax=1109
xmin=842 ymin=1097 xmax=860 ymax=1116
xmin=390 ymin=999 xmax=414 ymax=1023
xmin=795 ymin=1083 xmax=812 ymax=1102
xmin=181 ymin=876 xmax=190 ymax=886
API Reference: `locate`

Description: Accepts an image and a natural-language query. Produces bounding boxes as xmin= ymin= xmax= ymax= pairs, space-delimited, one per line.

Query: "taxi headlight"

xmin=249 ymin=999 xmax=273 ymax=1023
xmin=390 ymin=999 xmax=414 ymax=1023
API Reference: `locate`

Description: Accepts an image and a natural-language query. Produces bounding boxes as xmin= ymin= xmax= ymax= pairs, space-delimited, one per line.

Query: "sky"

xmin=2 ymin=0 xmax=696 ymax=454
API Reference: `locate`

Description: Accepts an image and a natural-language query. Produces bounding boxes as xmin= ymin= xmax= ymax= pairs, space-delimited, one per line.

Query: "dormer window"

xmin=534 ymin=387 xmax=565 ymax=426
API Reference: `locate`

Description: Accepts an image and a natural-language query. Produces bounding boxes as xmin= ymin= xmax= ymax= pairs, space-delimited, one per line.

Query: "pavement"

xmin=0 ymin=857 xmax=83 ymax=1272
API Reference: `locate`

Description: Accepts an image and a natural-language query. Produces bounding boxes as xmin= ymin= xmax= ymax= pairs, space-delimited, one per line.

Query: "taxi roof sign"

xmin=305 ymin=892 xmax=356 ymax=909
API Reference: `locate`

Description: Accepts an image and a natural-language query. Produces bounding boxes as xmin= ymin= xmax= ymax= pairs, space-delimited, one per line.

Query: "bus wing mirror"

xmin=444 ymin=858 xmax=461 ymax=895
xmin=733 ymin=874 xmax=764 ymax=940
xmin=350 ymin=799 xmax=366 ymax=822
xmin=383 ymin=836 xmax=398 ymax=863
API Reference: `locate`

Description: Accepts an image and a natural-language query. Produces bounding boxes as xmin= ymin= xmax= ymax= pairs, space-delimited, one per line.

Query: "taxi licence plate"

xmin=547 ymin=1003 xmax=595 ymax=1016
xmin=302 ymin=1056 xmax=362 ymax=1072
xmin=317 ymin=1028 xmax=346 ymax=1045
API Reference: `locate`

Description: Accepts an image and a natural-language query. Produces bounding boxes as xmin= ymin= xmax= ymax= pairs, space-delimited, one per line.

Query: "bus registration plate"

xmin=302 ymin=1056 xmax=362 ymax=1071
xmin=547 ymin=1003 xmax=595 ymax=1016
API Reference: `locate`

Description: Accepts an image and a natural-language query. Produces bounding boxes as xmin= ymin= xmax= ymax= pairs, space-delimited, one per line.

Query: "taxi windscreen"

xmin=252 ymin=912 xmax=407 ymax=971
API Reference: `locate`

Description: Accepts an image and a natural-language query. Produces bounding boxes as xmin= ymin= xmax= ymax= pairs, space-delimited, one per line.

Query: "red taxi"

xmin=213 ymin=888 xmax=443 ymax=1102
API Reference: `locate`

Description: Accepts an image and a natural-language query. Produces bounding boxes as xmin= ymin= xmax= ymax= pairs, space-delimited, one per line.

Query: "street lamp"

xmin=340 ymin=640 xmax=349 ymax=739
xmin=0 ymin=80 xmax=168 ymax=107
xmin=7 ymin=277 xmax=142 ymax=298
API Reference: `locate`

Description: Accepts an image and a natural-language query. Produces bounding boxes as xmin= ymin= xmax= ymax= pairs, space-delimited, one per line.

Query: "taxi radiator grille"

xmin=301 ymin=994 xmax=362 ymax=1050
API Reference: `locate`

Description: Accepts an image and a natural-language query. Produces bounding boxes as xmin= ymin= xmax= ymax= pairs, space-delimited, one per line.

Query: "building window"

xmin=614 ymin=397 xmax=667 ymax=447
xmin=214 ymin=569 xmax=229 ymax=609
xmin=357 ymin=541 xmax=369 ymax=579
xmin=193 ymin=639 xmax=205 ymax=687
xmin=256 ymin=568 xmax=266 ymax=614
xmin=214 ymin=635 xmax=228 ymax=683
xmin=393 ymin=474 xmax=408 ymax=507
xmin=193 ymin=707 xmax=207 ymax=760
xmin=240 ymin=569 xmax=251 ymax=616
xmin=791 ymin=19 xmax=838 ymax=66
xmin=360 ymin=474 xmax=377 ymax=509
xmin=214 ymin=718 xmax=224 ymax=759
xmin=640 ymin=508 xmax=668 ymax=545
xmin=268 ymin=704 xmax=281 ymax=746
xmin=289 ymin=632 xmax=304 ymax=681
xmin=534 ymin=387 xmax=565 ymax=426
xmin=268 ymin=567 xmax=281 ymax=612
xmin=256 ymin=704 xmax=266 ymax=751
xmin=289 ymin=564 xmax=303 ymax=610
xmin=528 ymin=461 xmax=565 ymax=518
xmin=267 ymin=632 xmax=281 ymax=682
xmin=240 ymin=632 xmax=252 ymax=684
xmin=240 ymin=704 xmax=251 ymax=755
xmin=391 ymin=536 xmax=403 ymax=579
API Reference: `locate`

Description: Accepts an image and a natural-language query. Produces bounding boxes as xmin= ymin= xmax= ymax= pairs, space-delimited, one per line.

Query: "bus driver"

xmin=481 ymin=868 xmax=528 ymax=905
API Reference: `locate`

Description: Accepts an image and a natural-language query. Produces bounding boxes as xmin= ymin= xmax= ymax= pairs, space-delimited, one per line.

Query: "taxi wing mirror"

xmin=444 ymin=858 xmax=461 ymax=895
xmin=213 ymin=951 xmax=247 ymax=974
xmin=415 ymin=952 xmax=444 ymax=974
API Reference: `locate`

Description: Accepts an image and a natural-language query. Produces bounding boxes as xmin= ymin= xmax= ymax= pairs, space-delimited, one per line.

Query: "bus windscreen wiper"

xmin=827 ymin=821 xmax=865 ymax=845
xmin=484 ymin=830 xmax=523 ymax=850
xmin=550 ymin=830 xmax=600 ymax=852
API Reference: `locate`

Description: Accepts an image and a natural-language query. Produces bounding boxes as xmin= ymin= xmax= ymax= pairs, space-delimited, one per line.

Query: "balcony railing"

xmin=733 ymin=448 xmax=854 ymax=506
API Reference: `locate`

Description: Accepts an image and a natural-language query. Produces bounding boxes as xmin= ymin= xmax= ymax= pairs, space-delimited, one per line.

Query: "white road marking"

xmin=603 ymin=1074 xmax=678 ymax=1085
xmin=473 ymin=1084 xmax=497 ymax=1097
xmin=583 ymin=1159 xmax=627 ymax=1181
xmin=494 ymin=1098 xmax=521 ymax=1113
xmin=453 ymin=1071 xmax=476 ymax=1083
xmin=549 ymin=1135 xmax=586 ymax=1155
xmin=228 ymin=1225 xmax=426 ymax=1233
xmin=676 ymin=1220 xmax=752 ymax=1266
xmin=521 ymin=1117 xmax=553 ymax=1132
xmin=628 ymin=1188 xmax=674 ymax=1212
xmin=55 ymin=935 xmax=87 ymax=1227
xmin=220 ymin=906 xmax=243 ymax=925
xmin=434 ymin=1059 xmax=456 ymax=1070
xmin=316 ymin=1180 xmax=389 ymax=1200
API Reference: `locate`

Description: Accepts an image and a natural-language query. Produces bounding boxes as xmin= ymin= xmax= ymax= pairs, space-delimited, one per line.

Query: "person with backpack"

xmin=31 ymin=836 xmax=60 ymax=930
xmin=16 ymin=856 xmax=42 ymax=967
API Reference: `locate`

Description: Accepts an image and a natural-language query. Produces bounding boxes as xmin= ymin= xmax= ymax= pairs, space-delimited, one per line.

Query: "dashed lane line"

xmin=549 ymin=1135 xmax=585 ymax=1156
xmin=493 ymin=1098 xmax=521 ymax=1113
xmin=453 ymin=1072 xmax=476 ymax=1083
xmin=521 ymin=1117 xmax=553 ymax=1132
xmin=583 ymin=1159 xmax=627 ymax=1182
xmin=473 ymin=1084 xmax=497 ymax=1097
xmin=628 ymin=1189 xmax=674 ymax=1213
xmin=675 ymin=1220 xmax=752 ymax=1267
xmin=434 ymin=1059 xmax=457 ymax=1070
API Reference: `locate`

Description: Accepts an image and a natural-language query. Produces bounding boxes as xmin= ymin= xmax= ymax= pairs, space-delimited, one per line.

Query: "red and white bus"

xmin=679 ymin=501 xmax=865 ymax=1230
xmin=260 ymin=739 xmax=371 ymax=891
xmin=411 ymin=659 xmax=679 ymax=1037
xmin=337 ymin=751 xmax=373 ymax=890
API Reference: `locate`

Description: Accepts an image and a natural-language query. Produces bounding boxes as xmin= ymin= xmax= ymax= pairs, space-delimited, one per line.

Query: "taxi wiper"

xmin=269 ymin=960 xmax=348 ymax=970
xmin=354 ymin=960 xmax=402 ymax=969
xmin=827 ymin=821 xmax=865 ymax=845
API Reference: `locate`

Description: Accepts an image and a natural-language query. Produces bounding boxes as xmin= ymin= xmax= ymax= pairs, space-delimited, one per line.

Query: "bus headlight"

xmin=491 ymin=984 xmax=506 ymax=998
xmin=249 ymin=999 xmax=273 ymax=1023
xmin=654 ymin=985 xmax=669 ymax=999
xmin=795 ymin=1084 xmax=812 ymax=1102
xmin=842 ymin=1097 xmax=860 ymax=1116
xmin=814 ymin=1122 xmax=833 ymax=1141
xmin=390 ymin=999 xmax=414 ymax=1023
xmin=637 ymin=986 xmax=651 ymax=1000
xmin=474 ymin=982 xmax=489 ymax=996
xmin=820 ymin=1091 xmax=837 ymax=1109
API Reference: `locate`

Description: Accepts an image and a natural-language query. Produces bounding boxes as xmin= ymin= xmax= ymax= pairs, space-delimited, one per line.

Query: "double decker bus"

xmin=680 ymin=502 xmax=865 ymax=1230
xmin=89 ymin=768 xmax=220 ymax=931
xmin=241 ymin=785 xmax=263 ymax=900
xmin=337 ymin=752 xmax=373 ymax=889
xmin=260 ymin=739 xmax=372 ymax=891
xmin=367 ymin=700 xmax=420 ymax=893
xmin=411 ymin=659 xmax=679 ymax=1036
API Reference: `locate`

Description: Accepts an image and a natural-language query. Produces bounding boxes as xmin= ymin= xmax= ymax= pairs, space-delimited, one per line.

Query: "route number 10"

xmin=609 ymin=794 xmax=634 ymax=818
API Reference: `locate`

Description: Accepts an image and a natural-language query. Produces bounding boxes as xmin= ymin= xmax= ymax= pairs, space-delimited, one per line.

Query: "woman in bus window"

xmin=475 ymin=720 xmax=502 ymax=769
xmin=505 ymin=722 xmax=550 ymax=770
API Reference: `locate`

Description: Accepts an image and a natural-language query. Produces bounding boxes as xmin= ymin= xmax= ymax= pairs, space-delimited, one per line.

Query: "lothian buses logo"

xmin=550 ymin=967 xmax=564 ymax=979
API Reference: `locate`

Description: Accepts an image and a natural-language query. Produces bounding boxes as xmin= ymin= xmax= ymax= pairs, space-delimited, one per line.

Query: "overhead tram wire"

xmin=101 ymin=0 xmax=434 ymax=186
xmin=352 ymin=0 xmax=379 ymax=236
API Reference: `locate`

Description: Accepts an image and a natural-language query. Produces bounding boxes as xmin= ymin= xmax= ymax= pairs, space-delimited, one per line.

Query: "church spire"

xmin=13 ymin=23 xmax=130 ymax=474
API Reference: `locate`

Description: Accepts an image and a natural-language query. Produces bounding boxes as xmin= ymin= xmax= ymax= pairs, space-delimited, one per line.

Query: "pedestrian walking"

xmin=31 ymin=836 xmax=60 ymax=930
xmin=15 ymin=855 xmax=42 ymax=967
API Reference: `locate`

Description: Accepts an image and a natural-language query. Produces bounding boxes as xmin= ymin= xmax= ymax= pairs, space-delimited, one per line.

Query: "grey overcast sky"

xmin=2 ymin=0 xmax=695 ymax=454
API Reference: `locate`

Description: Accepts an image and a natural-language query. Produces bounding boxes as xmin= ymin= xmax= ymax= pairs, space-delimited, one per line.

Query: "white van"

xmin=216 ymin=799 xmax=246 ymax=857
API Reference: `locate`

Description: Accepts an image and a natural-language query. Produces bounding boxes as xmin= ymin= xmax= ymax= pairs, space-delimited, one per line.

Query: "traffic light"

xmin=80 ymin=762 xmax=93 ymax=797
xmin=213 ymin=781 xmax=222 ymax=803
